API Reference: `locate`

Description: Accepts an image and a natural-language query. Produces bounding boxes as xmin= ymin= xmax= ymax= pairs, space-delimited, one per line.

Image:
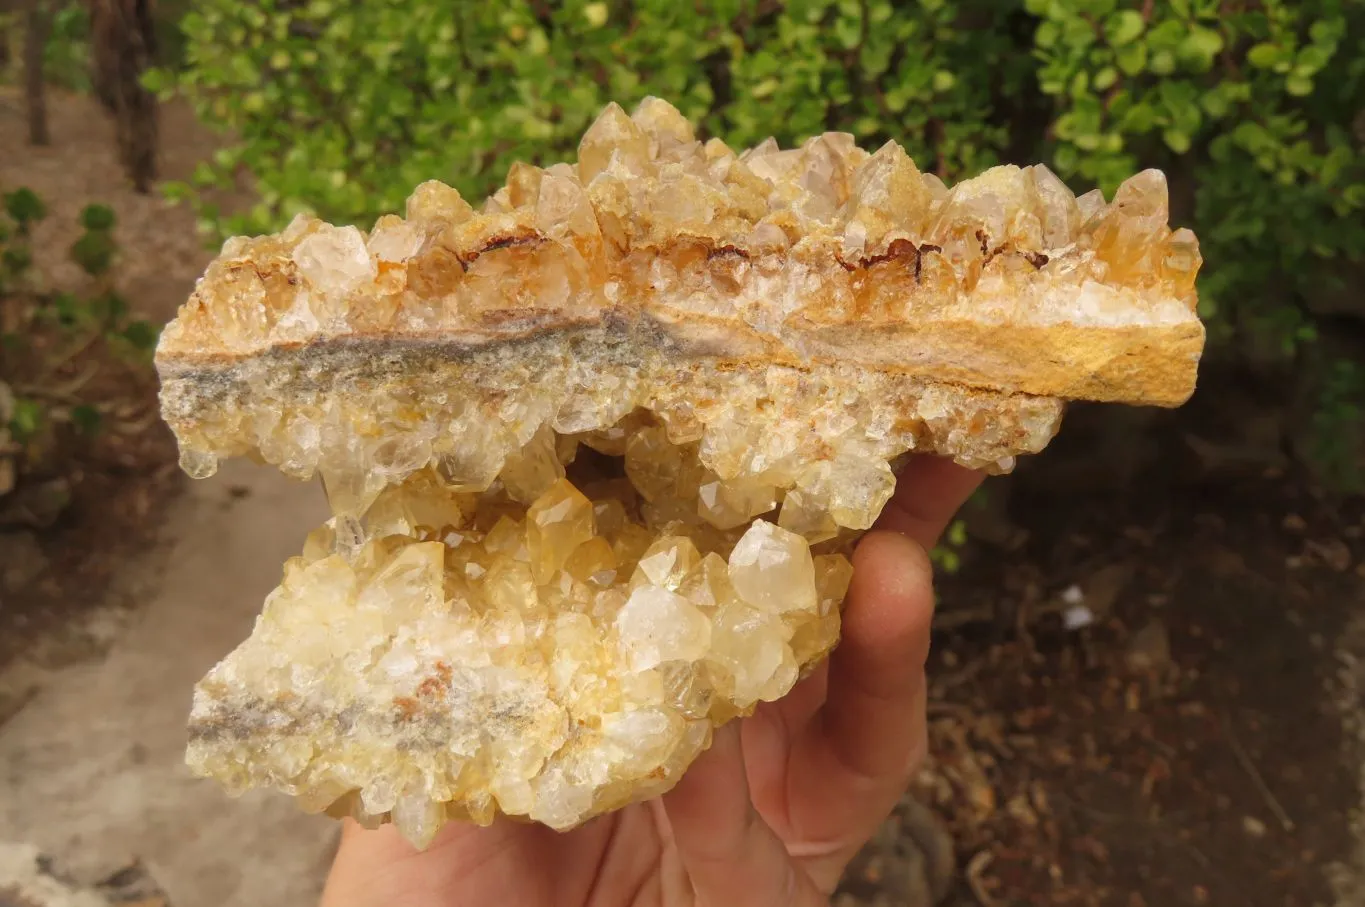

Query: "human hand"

xmin=321 ymin=457 xmax=981 ymax=907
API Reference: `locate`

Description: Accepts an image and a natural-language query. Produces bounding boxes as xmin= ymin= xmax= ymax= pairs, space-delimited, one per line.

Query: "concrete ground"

xmin=0 ymin=460 xmax=336 ymax=907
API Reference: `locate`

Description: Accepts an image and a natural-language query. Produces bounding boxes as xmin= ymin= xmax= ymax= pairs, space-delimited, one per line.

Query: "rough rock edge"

xmin=156 ymin=263 xmax=1204 ymax=410
xmin=157 ymin=322 xmax=1070 ymax=480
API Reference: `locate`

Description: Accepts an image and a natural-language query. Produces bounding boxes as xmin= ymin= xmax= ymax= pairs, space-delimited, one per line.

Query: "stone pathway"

xmin=0 ymin=460 xmax=335 ymax=907
xmin=1 ymin=86 xmax=328 ymax=907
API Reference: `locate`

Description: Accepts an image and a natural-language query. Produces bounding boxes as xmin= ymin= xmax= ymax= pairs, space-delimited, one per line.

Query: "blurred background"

xmin=0 ymin=1 xmax=1363 ymax=906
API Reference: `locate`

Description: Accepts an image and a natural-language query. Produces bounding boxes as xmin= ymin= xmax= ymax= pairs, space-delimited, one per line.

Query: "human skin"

xmin=321 ymin=456 xmax=982 ymax=907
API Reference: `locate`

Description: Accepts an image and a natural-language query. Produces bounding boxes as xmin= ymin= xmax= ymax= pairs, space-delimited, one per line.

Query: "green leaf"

xmin=71 ymin=404 xmax=102 ymax=435
xmin=1286 ymin=74 xmax=1313 ymax=96
xmin=3 ymin=188 xmax=47 ymax=225
xmin=582 ymin=2 xmax=608 ymax=28
xmin=1104 ymin=10 xmax=1145 ymax=47
xmin=1163 ymin=128 xmax=1191 ymax=154
xmin=1035 ymin=20 xmax=1058 ymax=49
xmin=2 ymin=245 xmax=32 ymax=275
xmin=1297 ymin=44 xmax=1333 ymax=74
xmin=51 ymin=292 xmax=80 ymax=325
xmin=8 ymin=398 xmax=43 ymax=442
xmin=1115 ymin=41 xmax=1147 ymax=75
xmin=1201 ymin=91 xmax=1230 ymax=119
xmin=930 ymin=544 xmax=961 ymax=574
xmin=71 ymin=231 xmax=117 ymax=276
xmin=1247 ymin=42 xmax=1281 ymax=69
xmin=1118 ymin=101 xmax=1157 ymax=133
xmin=161 ymin=181 xmax=194 ymax=204
xmin=1309 ymin=19 xmax=1343 ymax=45
xmin=121 ymin=320 xmax=160 ymax=350
xmin=100 ymin=290 xmax=129 ymax=322
xmin=947 ymin=519 xmax=968 ymax=547
xmin=752 ymin=78 xmax=779 ymax=98
xmin=140 ymin=67 xmax=173 ymax=94
xmin=79 ymin=204 xmax=116 ymax=231
xmin=1181 ymin=27 xmax=1223 ymax=68
xmin=192 ymin=161 xmax=218 ymax=187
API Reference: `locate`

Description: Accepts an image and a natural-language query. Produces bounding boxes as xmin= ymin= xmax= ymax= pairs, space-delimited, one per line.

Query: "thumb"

xmin=663 ymin=723 xmax=828 ymax=906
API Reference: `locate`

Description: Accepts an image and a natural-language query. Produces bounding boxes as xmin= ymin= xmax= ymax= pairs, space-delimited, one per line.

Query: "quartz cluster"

xmin=157 ymin=97 xmax=1204 ymax=846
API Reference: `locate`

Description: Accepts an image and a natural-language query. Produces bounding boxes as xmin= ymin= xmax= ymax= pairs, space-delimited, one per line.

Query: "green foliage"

xmin=930 ymin=519 xmax=969 ymax=574
xmin=3 ymin=188 xmax=48 ymax=229
xmin=43 ymin=3 xmax=94 ymax=92
xmin=70 ymin=206 xmax=119 ymax=277
xmin=1028 ymin=0 xmax=1365 ymax=359
xmin=156 ymin=0 xmax=1036 ymax=236
xmin=0 ymin=4 xmax=88 ymax=92
xmin=8 ymin=397 xmax=44 ymax=443
xmin=79 ymin=204 xmax=117 ymax=232
xmin=1 ymin=187 xmax=160 ymax=495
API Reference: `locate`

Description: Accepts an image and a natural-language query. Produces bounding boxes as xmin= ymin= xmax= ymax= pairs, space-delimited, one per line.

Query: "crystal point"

xmin=579 ymin=102 xmax=652 ymax=183
xmin=527 ymin=478 xmax=595 ymax=584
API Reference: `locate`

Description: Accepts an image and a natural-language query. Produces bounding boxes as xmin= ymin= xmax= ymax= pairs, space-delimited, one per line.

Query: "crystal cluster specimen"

xmin=157 ymin=98 xmax=1204 ymax=846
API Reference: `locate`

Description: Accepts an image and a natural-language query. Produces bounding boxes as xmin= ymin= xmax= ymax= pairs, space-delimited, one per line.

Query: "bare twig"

xmin=16 ymin=358 xmax=101 ymax=402
xmin=929 ymin=656 xmax=988 ymax=694
xmin=965 ymin=850 xmax=999 ymax=907
xmin=926 ymin=699 xmax=972 ymax=717
xmin=32 ymin=331 xmax=103 ymax=384
xmin=1221 ymin=710 xmax=1295 ymax=831
xmin=932 ymin=602 xmax=996 ymax=630
xmin=111 ymin=409 xmax=159 ymax=434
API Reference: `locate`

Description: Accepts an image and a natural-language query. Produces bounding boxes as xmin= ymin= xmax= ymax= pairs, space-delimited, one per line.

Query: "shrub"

xmin=0 ymin=187 xmax=160 ymax=519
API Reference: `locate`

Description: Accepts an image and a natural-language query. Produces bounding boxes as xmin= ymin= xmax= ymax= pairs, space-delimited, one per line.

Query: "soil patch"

xmin=0 ymin=87 xmax=232 ymax=718
xmin=839 ymin=406 xmax=1362 ymax=905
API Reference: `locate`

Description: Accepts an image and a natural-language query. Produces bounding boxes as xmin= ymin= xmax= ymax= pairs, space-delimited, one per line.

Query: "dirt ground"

xmin=0 ymin=85 xmax=233 ymax=723
xmin=2 ymin=88 xmax=1363 ymax=907
xmin=915 ymin=466 xmax=1361 ymax=907
xmin=0 ymin=85 xmax=228 ymax=323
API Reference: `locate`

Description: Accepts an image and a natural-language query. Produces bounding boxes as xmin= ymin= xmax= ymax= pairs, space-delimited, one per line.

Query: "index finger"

xmin=778 ymin=531 xmax=936 ymax=889
xmin=874 ymin=455 xmax=983 ymax=550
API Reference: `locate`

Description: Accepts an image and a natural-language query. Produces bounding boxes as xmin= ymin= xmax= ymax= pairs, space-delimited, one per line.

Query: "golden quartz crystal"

xmin=156 ymin=98 xmax=1204 ymax=846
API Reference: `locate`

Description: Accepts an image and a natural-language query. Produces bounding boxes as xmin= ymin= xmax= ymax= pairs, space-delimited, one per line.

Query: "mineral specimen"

xmin=157 ymin=97 xmax=1204 ymax=847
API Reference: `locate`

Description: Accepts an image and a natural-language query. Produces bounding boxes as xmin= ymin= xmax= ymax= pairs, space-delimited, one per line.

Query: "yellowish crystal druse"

xmin=160 ymin=96 xmax=1204 ymax=847
xmin=188 ymin=463 xmax=842 ymax=846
